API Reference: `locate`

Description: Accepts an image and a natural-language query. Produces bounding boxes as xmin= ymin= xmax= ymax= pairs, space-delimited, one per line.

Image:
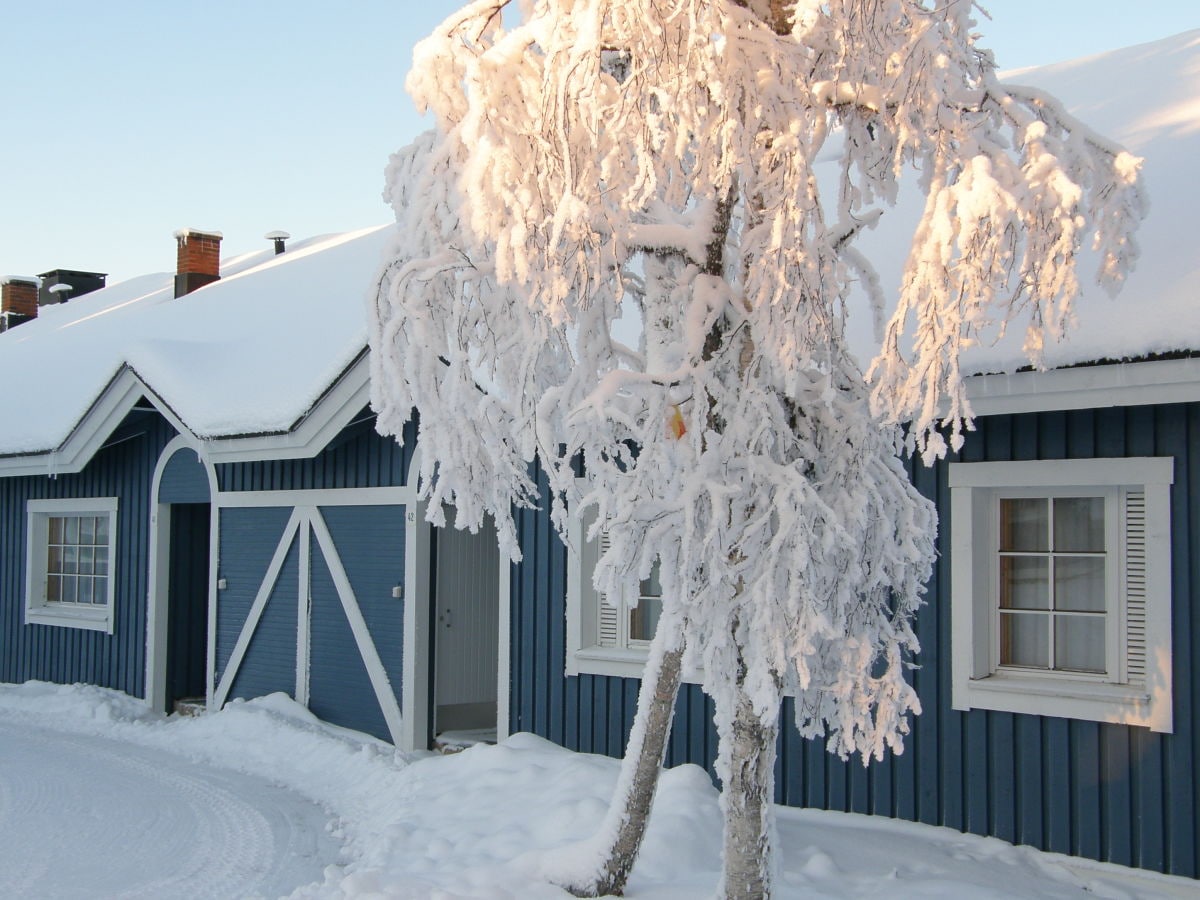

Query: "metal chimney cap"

xmin=265 ymin=230 xmax=291 ymax=256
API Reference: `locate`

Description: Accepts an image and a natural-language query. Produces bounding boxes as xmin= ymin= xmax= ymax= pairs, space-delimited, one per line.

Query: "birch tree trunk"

xmin=567 ymin=627 xmax=685 ymax=898
xmin=721 ymin=685 xmax=778 ymax=899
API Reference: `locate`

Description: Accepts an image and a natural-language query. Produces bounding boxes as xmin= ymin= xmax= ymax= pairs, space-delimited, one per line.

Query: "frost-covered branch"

xmin=371 ymin=2 xmax=1144 ymax=896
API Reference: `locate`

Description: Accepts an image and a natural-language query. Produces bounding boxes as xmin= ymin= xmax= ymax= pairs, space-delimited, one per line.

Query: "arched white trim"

xmin=145 ymin=434 xmax=219 ymax=714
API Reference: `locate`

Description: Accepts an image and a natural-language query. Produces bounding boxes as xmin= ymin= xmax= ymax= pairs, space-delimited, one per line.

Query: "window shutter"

xmin=1124 ymin=488 xmax=1147 ymax=686
xmin=597 ymin=530 xmax=619 ymax=647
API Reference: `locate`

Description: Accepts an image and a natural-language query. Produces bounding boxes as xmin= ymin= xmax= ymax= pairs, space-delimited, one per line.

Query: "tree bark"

xmin=720 ymin=686 xmax=778 ymax=900
xmin=566 ymin=630 xmax=685 ymax=897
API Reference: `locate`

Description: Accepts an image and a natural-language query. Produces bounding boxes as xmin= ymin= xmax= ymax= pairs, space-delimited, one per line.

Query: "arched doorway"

xmin=147 ymin=437 xmax=217 ymax=713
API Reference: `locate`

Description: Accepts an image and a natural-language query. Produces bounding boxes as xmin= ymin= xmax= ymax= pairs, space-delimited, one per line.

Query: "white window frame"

xmin=566 ymin=511 xmax=651 ymax=679
xmin=949 ymin=458 xmax=1173 ymax=733
xmin=25 ymin=497 xmax=118 ymax=633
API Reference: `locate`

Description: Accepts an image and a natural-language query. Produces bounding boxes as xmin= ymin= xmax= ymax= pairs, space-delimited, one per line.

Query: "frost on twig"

xmin=370 ymin=2 xmax=1144 ymax=895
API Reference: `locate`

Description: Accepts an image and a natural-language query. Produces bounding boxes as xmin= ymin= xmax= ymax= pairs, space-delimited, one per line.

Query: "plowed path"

xmin=0 ymin=720 xmax=339 ymax=898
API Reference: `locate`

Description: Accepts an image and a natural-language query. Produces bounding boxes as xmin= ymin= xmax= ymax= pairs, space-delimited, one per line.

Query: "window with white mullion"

xmin=949 ymin=457 xmax=1174 ymax=732
xmin=25 ymin=498 xmax=119 ymax=633
xmin=568 ymin=504 xmax=672 ymax=679
xmin=627 ymin=560 xmax=663 ymax=647
xmin=995 ymin=490 xmax=1114 ymax=678
xmin=595 ymin=530 xmax=663 ymax=650
xmin=45 ymin=514 xmax=111 ymax=609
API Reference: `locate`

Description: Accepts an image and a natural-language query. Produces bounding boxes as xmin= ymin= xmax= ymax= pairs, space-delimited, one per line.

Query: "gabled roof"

xmin=0 ymin=225 xmax=390 ymax=465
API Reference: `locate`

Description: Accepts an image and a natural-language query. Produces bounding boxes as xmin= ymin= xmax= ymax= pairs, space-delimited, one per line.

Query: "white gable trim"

xmin=0 ymin=367 xmax=196 ymax=478
xmin=0 ymin=352 xmax=373 ymax=477
xmin=966 ymin=357 xmax=1200 ymax=417
xmin=200 ymin=355 xmax=372 ymax=463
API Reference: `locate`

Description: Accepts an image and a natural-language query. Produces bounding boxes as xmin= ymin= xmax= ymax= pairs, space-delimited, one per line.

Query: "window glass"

xmin=1054 ymin=557 xmax=1105 ymax=612
xmin=629 ymin=597 xmax=662 ymax=642
xmin=999 ymin=557 xmax=1049 ymax=609
xmin=1054 ymin=497 xmax=1105 ymax=552
xmin=1055 ymin=616 xmax=1106 ymax=673
xmin=1000 ymin=498 xmax=1048 ymax=551
xmin=42 ymin=513 xmax=111 ymax=607
xmin=630 ymin=560 xmax=663 ymax=642
xmin=1001 ymin=612 xmax=1049 ymax=668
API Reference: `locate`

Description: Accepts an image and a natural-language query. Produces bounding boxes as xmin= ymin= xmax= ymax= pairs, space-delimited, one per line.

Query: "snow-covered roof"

xmin=846 ymin=29 xmax=1200 ymax=373
xmin=0 ymin=31 xmax=1195 ymax=463
xmin=0 ymin=225 xmax=390 ymax=456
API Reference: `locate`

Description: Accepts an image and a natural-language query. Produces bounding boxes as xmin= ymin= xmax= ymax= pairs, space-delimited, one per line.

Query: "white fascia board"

xmin=0 ymin=353 xmax=376 ymax=477
xmin=199 ymin=355 xmax=372 ymax=464
xmin=0 ymin=367 xmax=195 ymax=478
xmin=965 ymin=357 xmax=1200 ymax=417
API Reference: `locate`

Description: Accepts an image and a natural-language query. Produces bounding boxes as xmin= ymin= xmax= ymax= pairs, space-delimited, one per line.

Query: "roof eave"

xmin=0 ymin=349 xmax=374 ymax=477
xmin=965 ymin=354 xmax=1200 ymax=417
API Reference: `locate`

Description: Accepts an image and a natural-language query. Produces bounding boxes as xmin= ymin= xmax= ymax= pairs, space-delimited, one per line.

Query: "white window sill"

xmin=954 ymin=672 xmax=1165 ymax=731
xmin=569 ymin=646 xmax=649 ymax=679
xmin=25 ymin=604 xmax=113 ymax=633
xmin=568 ymin=646 xmax=709 ymax=685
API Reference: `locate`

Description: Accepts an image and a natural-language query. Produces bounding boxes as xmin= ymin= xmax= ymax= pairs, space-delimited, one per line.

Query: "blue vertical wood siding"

xmin=158 ymin=447 xmax=211 ymax=503
xmin=509 ymin=401 xmax=1200 ymax=878
xmin=308 ymin=504 xmax=406 ymax=740
xmin=308 ymin=545 xmax=389 ymax=738
xmin=215 ymin=505 xmax=297 ymax=698
xmin=0 ymin=411 xmax=177 ymax=697
xmin=211 ymin=414 xmax=411 ymax=739
xmin=216 ymin=412 xmax=416 ymax=492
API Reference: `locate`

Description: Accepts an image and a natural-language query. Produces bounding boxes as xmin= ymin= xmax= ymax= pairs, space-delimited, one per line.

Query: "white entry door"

xmin=433 ymin=509 xmax=500 ymax=736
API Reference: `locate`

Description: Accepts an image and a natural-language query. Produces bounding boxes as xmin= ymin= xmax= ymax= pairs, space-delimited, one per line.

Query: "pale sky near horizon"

xmin=0 ymin=2 xmax=1195 ymax=284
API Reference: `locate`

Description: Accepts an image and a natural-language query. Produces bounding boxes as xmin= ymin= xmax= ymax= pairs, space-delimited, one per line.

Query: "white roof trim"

xmin=0 ymin=352 xmax=374 ymax=476
xmin=0 ymin=368 xmax=196 ymax=477
xmin=965 ymin=356 xmax=1200 ymax=417
xmin=200 ymin=354 xmax=371 ymax=463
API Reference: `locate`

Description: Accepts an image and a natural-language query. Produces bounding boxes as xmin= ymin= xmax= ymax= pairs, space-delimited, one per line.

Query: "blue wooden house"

xmin=0 ymin=30 xmax=1196 ymax=882
xmin=0 ymin=226 xmax=504 ymax=752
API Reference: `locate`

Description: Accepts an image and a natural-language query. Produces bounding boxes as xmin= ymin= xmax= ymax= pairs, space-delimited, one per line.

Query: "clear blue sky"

xmin=1 ymin=1 xmax=1194 ymax=283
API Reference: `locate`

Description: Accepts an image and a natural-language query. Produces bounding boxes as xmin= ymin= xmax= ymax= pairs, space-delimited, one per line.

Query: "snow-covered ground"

xmin=0 ymin=720 xmax=338 ymax=898
xmin=0 ymin=682 xmax=1194 ymax=899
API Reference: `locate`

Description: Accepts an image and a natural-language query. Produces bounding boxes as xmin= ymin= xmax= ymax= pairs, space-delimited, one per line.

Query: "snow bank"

xmin=2 ymin=682 xmax=1193 ymax=898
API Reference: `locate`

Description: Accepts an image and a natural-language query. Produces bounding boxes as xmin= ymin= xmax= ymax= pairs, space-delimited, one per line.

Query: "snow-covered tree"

xmin=370 ymin=1 xmax=1144 ymax=897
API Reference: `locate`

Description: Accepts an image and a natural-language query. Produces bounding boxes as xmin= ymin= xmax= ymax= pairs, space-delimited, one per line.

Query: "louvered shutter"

xmin=1124 ymin=488 xmax=1147 ymax=686
xmin=596 ymin=530 xmax=620 ymax=647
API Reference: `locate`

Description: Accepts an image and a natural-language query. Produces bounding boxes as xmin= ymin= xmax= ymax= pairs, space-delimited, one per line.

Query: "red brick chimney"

xmin=1 ymin=276 xmax=39 ymax=331
xmin=173 ymin=228 xmax=223 ymax=298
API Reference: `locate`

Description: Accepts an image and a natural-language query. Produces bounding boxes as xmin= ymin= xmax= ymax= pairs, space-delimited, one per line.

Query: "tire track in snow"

xmin=0 ymin=720 xmax=339 ymax=898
